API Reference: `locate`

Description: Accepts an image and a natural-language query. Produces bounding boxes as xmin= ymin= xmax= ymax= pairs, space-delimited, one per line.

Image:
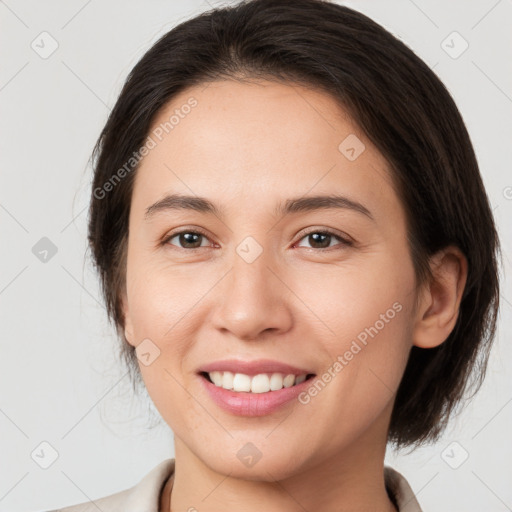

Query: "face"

xmin=122 ymin=79 xmax=419 ymax=480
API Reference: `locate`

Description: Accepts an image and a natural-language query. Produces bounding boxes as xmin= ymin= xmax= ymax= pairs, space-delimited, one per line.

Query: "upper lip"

xmin=197 ymin=359 xmax=314 ymax=377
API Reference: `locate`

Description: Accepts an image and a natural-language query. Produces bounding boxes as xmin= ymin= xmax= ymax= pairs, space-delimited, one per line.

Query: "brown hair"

xmin=87 ymin=0 xmax=501 ymax=448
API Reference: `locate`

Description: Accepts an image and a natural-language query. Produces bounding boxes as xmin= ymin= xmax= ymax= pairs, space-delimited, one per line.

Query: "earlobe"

xmin=412 ymin=246 xmax=468 ymax=349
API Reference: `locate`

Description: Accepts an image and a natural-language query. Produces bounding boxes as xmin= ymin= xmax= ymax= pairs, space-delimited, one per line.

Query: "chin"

xmin=193 ymin=435 xmax=308 ymax=482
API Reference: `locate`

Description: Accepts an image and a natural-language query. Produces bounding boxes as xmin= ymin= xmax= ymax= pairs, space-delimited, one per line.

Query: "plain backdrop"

xmin=1 ymin=1 xmax=511 ymax=511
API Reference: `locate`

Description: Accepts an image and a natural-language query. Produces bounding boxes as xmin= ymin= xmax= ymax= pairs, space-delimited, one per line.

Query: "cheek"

xmin=124 ymin=264 xmax=198 ymax=429
xmin=295 ymin=248 xmax=415 ymax=404
xmin=123 ymin=257 xmax=214 ymax=414
xmin=126 ymin=257 xmax=204 ymax=338
xmin=293 ymin=249 xmax=413 ymax=345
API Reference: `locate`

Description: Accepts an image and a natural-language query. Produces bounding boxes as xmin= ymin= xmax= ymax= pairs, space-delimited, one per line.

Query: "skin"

xmin=121 ymin=79 xmax=468 ymax=512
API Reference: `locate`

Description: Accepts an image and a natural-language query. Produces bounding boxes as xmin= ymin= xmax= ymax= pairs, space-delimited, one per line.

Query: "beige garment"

xmin=43 ymin=458 xmax=423 ymax=512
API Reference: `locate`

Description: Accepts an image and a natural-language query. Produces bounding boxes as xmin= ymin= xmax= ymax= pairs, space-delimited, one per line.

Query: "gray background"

xmin=1 ymin=0 xmax=511 ymax=511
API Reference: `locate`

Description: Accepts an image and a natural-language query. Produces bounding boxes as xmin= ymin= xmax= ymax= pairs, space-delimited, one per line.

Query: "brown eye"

xmin=296 ymin=230 xmax=352 ymax=250
xmin=164 ymin=230 xmax=211 ymax=249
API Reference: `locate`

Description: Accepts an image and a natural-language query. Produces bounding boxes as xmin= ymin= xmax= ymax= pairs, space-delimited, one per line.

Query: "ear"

xmin=120 ymin=289 xmax=136 ymax=347
xmin=412 ymin=245 xmax=468 ymax=349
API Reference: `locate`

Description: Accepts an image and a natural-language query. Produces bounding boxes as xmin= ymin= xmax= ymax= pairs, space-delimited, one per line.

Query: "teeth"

xmin=269 ymin=373 xmax=283 ymax=391
xmin=221 ymin=371 xmax=234 ymax=390
xmin=295 ymin=374 xmax=306 ymax=384
xmin=210 ymin=371 xmax=223 ymax=387
xmin=283 ymin=374 xmax=295 ymax=388
xmin=207 ymin=371 xmax=309 ymax=393
xmin=233 ymin=373 xmax=251 ymax=392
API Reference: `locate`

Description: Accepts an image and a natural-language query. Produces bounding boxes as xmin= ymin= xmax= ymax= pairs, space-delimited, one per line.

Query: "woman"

xmin=46 ymin=0 xmax=501 ymax=510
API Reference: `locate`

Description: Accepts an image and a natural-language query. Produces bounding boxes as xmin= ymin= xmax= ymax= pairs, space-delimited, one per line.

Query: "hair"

xmin=87 ymin=0 xmax=501 ymax=448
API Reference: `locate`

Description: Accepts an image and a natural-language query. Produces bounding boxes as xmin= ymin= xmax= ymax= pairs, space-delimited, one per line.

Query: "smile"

xmin=201 ymin=371 xmax=315 ymax=393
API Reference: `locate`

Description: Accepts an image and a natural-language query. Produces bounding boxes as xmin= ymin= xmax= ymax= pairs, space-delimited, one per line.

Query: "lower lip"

xmin=199 ymin=374 xmax=315 ymax=417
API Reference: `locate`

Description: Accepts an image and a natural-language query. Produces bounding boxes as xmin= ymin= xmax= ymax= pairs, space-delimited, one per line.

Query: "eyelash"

xmin=161 ymin=227 xmax=353 ymax=251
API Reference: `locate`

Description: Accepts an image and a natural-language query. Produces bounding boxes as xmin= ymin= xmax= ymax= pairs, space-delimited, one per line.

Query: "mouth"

xmin=196 ymin=360 xmax=318 ymax=416
xmin=199 ymin=371 xmax=316 ymax=393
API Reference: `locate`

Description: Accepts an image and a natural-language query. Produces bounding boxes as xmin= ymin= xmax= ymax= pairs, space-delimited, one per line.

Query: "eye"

xmin=295 ymin=229 xmax=352 ymax=250
xmin=161 ymin=228 xmax=352 ymax=251
xmin=162 ymin=229 xmax=213 ymax=250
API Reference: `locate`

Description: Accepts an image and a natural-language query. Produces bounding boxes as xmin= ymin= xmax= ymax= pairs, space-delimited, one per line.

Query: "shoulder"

xmin=43 ymin=458 xmax=175 ymax=512
xmin=384 ymin=465 xmax=423 ymax=512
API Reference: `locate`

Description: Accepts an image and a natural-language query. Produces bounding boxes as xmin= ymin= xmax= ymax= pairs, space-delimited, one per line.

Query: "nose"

xmin=210 ymin=247 xmax=294 ymax=341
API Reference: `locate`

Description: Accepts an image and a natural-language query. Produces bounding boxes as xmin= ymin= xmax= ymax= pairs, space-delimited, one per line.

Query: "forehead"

xmin=131 ymin=79 xmax=400 ymax=225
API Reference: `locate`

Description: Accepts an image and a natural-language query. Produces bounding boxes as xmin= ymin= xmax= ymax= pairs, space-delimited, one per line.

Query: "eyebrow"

xmin=144 ymin=193 xmax=375 ymax=221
